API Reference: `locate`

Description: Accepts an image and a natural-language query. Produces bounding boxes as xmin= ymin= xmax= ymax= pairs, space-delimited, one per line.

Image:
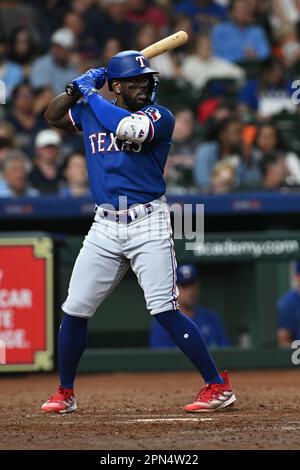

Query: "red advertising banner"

xmin=0 ymin=236 xmax=53 ymax=372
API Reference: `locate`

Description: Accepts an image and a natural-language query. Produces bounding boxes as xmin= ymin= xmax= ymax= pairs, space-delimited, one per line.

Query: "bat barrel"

xmin=141 ymin=31 xmax=189 ymax=59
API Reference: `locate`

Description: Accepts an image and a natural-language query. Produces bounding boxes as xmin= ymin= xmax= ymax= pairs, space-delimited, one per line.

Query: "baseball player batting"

xmin=41 ymin=33 xmax=236 ymax=414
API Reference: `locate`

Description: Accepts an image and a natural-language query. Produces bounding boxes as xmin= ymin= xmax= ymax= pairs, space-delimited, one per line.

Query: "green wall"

xmin=56 ymin=233 xmax=292 ymax=349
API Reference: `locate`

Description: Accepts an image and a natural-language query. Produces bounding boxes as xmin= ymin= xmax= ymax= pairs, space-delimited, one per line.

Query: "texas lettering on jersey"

xmin=88 ymin=131 xmax=142 ymax=154
xmin=68 ymin=100 xmax=175 ymax=207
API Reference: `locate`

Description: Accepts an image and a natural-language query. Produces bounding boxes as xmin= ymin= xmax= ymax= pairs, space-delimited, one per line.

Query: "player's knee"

xmin=154 ymin=309 xmax=180 ymax=326
xmin=62 ymin=297 xmax=96 ymax=319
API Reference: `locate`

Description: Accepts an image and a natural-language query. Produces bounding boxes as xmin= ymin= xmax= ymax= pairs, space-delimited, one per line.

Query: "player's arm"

xmin=87 ymin=93 xmax=149 ymax=143
xmin=277 ymin=299 xmax=294 ymax=347
xmin=44 ymin=92 xmax=81 ymax=131
xmin=277 ymin=329 xmax=293 ymax=347
xmin=87 ymin=93 xmax=174 ymax=143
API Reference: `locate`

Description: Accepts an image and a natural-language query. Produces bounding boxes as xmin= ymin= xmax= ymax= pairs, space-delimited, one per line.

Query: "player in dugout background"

xmin=41 ymin=50 xmax=236 ymax=414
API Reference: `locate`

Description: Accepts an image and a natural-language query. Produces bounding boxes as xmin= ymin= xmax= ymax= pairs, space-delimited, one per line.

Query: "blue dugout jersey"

xmin=150 ymin=306 xmax=230 ymax=348
xmin=68 ymin=100 xmax=175 ymax=209
xmin=278 ymin=289 xmax=300 ymax=340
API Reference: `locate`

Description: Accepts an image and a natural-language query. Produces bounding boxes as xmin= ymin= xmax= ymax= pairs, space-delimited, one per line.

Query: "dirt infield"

xmin=0 ymin=369 xmax=300 ymax=450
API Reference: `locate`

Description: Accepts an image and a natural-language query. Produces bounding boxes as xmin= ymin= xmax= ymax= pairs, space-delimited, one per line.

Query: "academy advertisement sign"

xmin=175 ymin=232 xmax=300 ymax=263
xmin=0 ymin=236 xmax=54 ymax=372
xmin=193 ymin=238 xmax=300 ymax=259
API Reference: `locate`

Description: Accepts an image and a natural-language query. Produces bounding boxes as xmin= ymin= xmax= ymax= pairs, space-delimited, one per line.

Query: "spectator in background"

xmin=259 ymin=152 xmax=287 ymax=189
xmin=252 ymin=0 xmax=273 ymax=45
xmin=0 ymin=122 xmax=17 ymax=173
xmin=273 ymin=24 xmax=300 ymax=67
xmin=0 ymin=0 xmax=37 ymax=39
xmin=277 ymin=260 xmax=300 ymax=347
xmin=63 ymin=9 xmax=87 ymax=58
xmin=254 ymin=123 xmax=300 ymax=186
xmin=63 ymin=9 xmax=85 ymax=43
xmin=212 ymin=0 xmax=270 ymax=62
xmin=7 ymin=81 xmax=46 ymax=157
xmin=9 ymin=27 xmax=37 ymax=77
xmin=98 ymin=37 xmax=122 ymax=102
xmin=181 ymin=32 xmax=245 ymax=90
xmin=194 ymin=117 xmax=261 ymax=191
xmin=271 ymin=0 xmax=300 ymax=31
xmin=85 ymin=0 xmax=134 ymax=51
xmin=101 ymin=37 xmax=121 ymax=66
xmin=71 ymin=0 xmax=97 ymax=14
xmin=62 ymin=8 xmax=100 ymax=69
xmin=135 ymin=24 xmax=181 ymax=80
xmin=175 ymin=0 xmax=228 ymax=33
xmin=0 ymin=150 xmax=39 ymax=198
xmin=28 ymin=0 xmax=71 ymax=46
xmin=30 ymin=28 xmax=79 ymax=112
xmin=126 ymin=0 xmax=168 ymax=32
xmin=0 ymin=33 xmax=24 ymax=100
xmin=198 ymin=100 xmax=233 ymax=129
xmin=165 ymin=108 xmax=199 ymax=192
xmin=170 ymin=14 xmax=194 ymax=58
xmin=60 ymin=152 xmax=90 ymax=197
xmin=150 ymin=264 xmax=230 ymax=348
xmin=210 ymin=161 xmax=236 ymax=193
xmin=68 ymin=0 xmax=100 ymax=64
xmin=29 ymin=129 xmax=62 ymax=193
xmin=238 ymin=56 xmax=295 ymax=118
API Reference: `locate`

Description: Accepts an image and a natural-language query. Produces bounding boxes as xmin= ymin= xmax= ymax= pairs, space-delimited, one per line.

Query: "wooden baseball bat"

xmin=141 ymin=31 xmax=188 ymax=59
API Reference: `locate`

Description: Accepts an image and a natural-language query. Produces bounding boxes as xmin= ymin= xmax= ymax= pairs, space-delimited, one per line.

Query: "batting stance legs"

xmin=42 ymin=199 xmax=236 ymax=414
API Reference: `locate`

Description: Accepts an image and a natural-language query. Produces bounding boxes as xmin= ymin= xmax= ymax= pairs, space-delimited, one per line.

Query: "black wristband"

xmin=65 ymin=83 xmax=81 ymax=98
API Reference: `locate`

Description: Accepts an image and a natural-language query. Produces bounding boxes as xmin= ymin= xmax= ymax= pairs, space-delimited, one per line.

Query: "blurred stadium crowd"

xmin=1 ymin=0 xmax=300 ymax=197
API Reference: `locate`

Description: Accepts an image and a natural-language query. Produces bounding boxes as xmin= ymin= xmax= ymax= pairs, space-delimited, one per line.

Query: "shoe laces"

xmin=50 ymin=386 xmax=73 ymax=401
xmin=194 ymin=382 xmax=225 ymax=402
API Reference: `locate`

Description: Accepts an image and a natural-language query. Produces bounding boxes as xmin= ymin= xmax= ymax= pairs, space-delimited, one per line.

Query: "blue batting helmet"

xmin=107 ymin=50 xmax=158 ymax=91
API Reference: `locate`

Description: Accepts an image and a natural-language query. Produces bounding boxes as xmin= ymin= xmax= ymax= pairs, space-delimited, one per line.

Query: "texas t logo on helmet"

xmin=135 ymin=56 xmax=146 ymax=68
xmin=106 ymin=50 xmax=158 ymax=90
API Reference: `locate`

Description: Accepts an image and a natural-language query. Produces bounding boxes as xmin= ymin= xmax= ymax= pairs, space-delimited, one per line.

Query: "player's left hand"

xmin=73 ymin=68 xmax=106 ymax=99
xmin=93 ymin=67 xmax=107 ymax=89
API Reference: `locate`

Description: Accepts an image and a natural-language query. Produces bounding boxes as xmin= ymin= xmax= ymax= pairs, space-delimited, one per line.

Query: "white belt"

xmin=95 ymin=202 xmax=154 ymax=224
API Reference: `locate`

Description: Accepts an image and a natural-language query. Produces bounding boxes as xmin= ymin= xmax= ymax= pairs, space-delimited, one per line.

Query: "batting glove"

xmin=72 ymin=68 xmax=106 ymax=99
xmin=93 ymin=67 xmax=107 ymax=89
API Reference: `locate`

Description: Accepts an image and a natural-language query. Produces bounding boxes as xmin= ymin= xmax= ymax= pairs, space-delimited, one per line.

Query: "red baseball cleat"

xmin=41 ymin=386 xmax=77 ymax=414
xmin=184 ymin=370 xmax=236 ymax=413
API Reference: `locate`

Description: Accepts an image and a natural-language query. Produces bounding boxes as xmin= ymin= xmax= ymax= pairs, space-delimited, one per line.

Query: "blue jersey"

xmin=68 ymin=100 xmax=175 ymax=209
xmin=278 ymin=289 xmax=300 ymax=340
xmin=150 ymin=306 xmax=230 ymax=348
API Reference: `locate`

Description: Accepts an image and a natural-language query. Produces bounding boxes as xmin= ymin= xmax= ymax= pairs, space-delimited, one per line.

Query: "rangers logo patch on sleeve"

xmin=145 ymin=107 xmax=161 ymax=122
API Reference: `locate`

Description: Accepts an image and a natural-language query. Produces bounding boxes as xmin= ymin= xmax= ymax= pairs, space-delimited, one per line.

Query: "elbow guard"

xmin=115 ymin=113 xmax=150 ymax=143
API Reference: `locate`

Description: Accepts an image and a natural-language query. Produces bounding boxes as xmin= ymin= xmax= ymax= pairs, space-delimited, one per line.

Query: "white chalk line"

xmin=32 ymin=413 xmax=215 ymax=424
xmin=121 ymin=418 xmax=215 ymax=423
xmin=275 ymin=426 xmax=300 ymax=431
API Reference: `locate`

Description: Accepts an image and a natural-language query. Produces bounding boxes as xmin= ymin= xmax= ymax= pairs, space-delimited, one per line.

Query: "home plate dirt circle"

xmin=0 ymin=369 xmax=300 ymax=450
